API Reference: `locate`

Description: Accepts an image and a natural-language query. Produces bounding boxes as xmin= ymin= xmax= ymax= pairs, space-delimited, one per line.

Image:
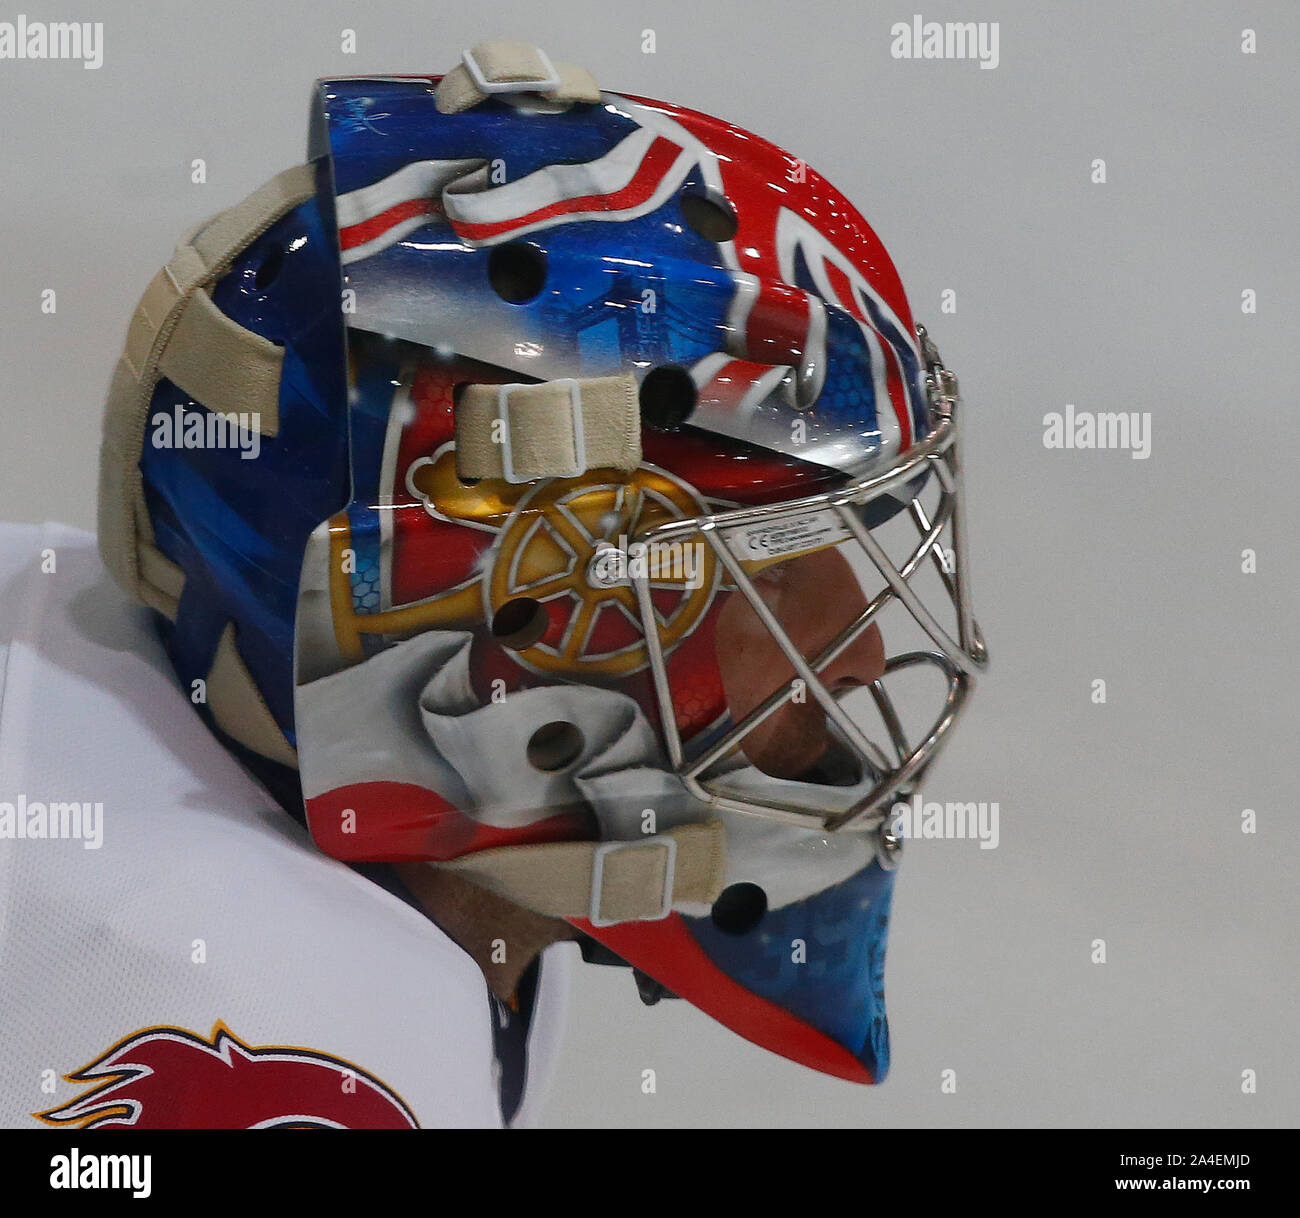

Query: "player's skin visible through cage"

xmin=627 ymin=330 xmax=987 ymax=860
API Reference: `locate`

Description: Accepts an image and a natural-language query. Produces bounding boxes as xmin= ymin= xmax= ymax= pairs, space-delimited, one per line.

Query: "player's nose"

xmin=716 ymin=545 xmax=885 ymax=781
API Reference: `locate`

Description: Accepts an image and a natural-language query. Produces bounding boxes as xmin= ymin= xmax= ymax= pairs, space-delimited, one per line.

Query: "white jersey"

xmin=0 ymin=523 xmax=568 ymax=1129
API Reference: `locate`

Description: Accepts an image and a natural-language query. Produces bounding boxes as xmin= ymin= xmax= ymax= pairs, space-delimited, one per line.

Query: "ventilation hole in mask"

xmin=491 ymin=598 xmax=549 ymax=650
xmin=526 ymin=721 xmax=584 ymax=772
xmin=253 ymin=241 xmax=285 ymax=290
xmin=711 ymin=883 xmax=767 ymax=935
xmin=488 ymin=241 xmax=548 ymax=303
xmin=639 ymin=365 xmax=697 ymax=430
xmin=681 ymin=191 xmax=739 ymax=242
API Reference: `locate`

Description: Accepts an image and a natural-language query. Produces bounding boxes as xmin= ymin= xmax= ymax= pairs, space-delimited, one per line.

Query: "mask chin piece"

xmin=796 ymin=710 xmax=904 ymax=870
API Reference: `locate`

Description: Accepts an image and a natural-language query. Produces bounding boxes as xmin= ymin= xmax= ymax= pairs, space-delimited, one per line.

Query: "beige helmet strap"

xmin=435 ymin=40 xmax=600 ymax=115
xmin=98 ymin=163 xmax=316 ymax=767
xmin=98 ymin=162 xmax=318 ymax=618
xmin=454 ymin=374 xmax=642 ymax=483
xmin=398 ymin=821 xmax=728 ymax=1001
xmin=433 ymin=821 xmax=727 ymax=926
xmin=207 ymin=624 xmax=299 ymax=767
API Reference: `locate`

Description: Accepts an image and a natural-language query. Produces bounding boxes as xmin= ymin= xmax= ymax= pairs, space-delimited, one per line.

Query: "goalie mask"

xmin=98 ymin=42 xmax=986 ymax=1084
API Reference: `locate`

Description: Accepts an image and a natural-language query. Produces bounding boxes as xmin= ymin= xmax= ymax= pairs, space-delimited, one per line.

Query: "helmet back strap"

xmin=98 ymin=164 xmax=317 ymax=768
xmin=98 ymin=162 xmax=317 ymax=619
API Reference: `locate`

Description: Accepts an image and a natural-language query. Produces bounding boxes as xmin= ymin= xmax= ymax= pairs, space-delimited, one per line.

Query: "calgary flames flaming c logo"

xmin=34 ymin=1022 xmax=418 ymax=1129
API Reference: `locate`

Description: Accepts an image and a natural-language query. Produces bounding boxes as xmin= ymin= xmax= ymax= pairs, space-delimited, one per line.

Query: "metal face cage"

xmin=628 ymin=327 xmax=988 ymax=858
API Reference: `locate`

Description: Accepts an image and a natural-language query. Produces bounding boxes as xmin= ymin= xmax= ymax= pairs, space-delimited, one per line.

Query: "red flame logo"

xmin=34 ymin=1022 xmax=419 ymax=1129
